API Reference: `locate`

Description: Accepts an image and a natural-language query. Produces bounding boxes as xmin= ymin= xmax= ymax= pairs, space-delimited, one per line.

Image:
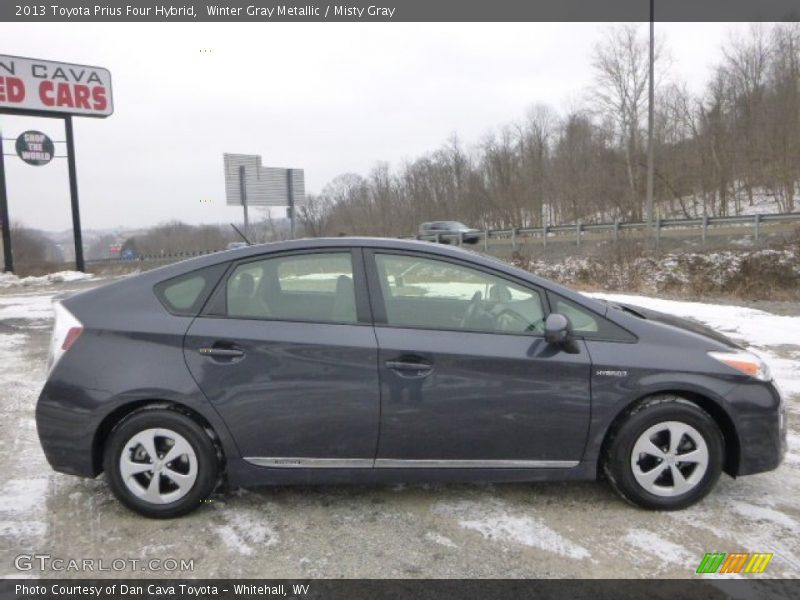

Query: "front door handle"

xmin=198 ymin=347 xmax=245 ymax=359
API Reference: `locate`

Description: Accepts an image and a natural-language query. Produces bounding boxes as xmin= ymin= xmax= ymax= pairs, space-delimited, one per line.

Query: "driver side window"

xmin=374 ymin=253 xmax=545 ymax=334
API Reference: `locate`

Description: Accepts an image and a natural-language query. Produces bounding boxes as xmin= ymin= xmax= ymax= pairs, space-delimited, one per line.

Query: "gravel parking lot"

xmin=1 ymin=274 xmax=798 ymax=579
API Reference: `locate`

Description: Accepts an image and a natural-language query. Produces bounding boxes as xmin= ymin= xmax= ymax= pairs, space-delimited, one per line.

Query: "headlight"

xmin=708 ymin=351 xmax=771 ymax=381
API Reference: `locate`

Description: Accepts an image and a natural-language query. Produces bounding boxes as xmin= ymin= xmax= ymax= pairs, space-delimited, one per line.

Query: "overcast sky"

xmin=0 ymin=22 xmax=749 ymax=232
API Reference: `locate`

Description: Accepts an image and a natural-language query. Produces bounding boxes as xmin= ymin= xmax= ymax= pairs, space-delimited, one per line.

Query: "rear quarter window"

xmin=154 ymin=263 xmax=229 ymax=316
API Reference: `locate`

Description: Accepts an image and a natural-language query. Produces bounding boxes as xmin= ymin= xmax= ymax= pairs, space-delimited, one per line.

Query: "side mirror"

xmin=545 ymin=313 xmax=573 ymax=346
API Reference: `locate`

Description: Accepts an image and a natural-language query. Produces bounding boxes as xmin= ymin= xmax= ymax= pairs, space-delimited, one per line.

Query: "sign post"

xmin=0 ymin=54 xmax=113 ymax=273
xmin=0 ymin=133 xmax=12 ymax=272
xmin=239 ymin=164 xmax=249 ymax=238
xmin=223 ymin=154 xmax=305 ymax=240
xmin=286 ymin=168 xmax=295 ymax=239
xmin=64 ymin=116 xmax=85 ymax=272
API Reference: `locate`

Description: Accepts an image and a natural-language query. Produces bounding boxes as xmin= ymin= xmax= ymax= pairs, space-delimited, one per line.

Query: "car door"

xmin=364 ymin=250 xmax=592 ymax=466
xmin=183 ymin=249 xmax=380 ymax=466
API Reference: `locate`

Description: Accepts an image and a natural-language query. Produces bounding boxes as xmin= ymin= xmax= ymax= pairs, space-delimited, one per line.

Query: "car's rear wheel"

xmin=604 ymin=396 xmax=724 ymax=510
xmin=104 ymin=409 xmax=219 ymax=518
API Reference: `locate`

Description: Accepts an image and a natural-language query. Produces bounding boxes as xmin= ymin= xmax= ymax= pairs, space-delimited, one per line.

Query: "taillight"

xmin=47 ymin=301 xmax=83 ymax=375
xmin=62 ymin=327 xmax=82 ymax=352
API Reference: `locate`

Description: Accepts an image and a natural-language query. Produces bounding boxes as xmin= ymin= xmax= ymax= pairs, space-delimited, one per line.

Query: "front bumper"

xmin=731 ymin=379 xmax=786 ymax=476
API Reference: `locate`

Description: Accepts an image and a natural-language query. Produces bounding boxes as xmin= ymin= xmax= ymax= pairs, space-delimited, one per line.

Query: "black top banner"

xmin=2 ymin=0 xmax=800 ymax=23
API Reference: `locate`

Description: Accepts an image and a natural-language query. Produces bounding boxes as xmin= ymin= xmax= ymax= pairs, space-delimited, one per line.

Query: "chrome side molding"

xmin=374 ymin=459 xmax=579 ymax=469
xmin=244 ymin=457 xmax=373 ymax=468
xmin=244 ymin=457 xmax=579 ymax=469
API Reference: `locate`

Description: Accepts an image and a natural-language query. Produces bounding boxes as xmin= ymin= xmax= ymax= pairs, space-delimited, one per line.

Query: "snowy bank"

xmin=0 ymin=271 xmax=94 ymax=289
xmin=516 ymin=247 xmax=800 ymax=300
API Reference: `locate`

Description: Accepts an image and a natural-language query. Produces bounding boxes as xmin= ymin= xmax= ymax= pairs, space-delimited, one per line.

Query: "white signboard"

xmin=0 ymin=54 xmax=113 ymax=118
xmin=224 ymin=153 xmax=306 ymax=207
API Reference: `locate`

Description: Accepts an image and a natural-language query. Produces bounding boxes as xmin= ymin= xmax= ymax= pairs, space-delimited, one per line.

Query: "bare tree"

xmin=591 ymin=24 xmax=664 ymax=220
xmin=297 ymin=194 xmax=333 ymax=237
xmin=302 ymin=23 xmax=797 ymax=237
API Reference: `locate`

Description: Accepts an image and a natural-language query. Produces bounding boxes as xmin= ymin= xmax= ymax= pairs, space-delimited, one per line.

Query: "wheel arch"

xmin=92 ymin=399 xmax=225 ymax=476
xmin=599 ymin=390 xmax=741 ymax=478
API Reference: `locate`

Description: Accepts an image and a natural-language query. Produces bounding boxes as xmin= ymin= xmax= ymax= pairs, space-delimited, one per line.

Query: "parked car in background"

xmin=37 ymin=238 xmax=785 ymax=517
xmin=417 ymin=221 xmax=480 ymax=244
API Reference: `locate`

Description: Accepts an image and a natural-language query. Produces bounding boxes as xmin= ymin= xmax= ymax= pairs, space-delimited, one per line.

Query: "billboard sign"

xmin=223 ymin=153 xmax=305 ymax=207
xmin=15 ymin=130 xmax=54 ymax=166
xmin=0 ymin=54 xmax=113 ymax=117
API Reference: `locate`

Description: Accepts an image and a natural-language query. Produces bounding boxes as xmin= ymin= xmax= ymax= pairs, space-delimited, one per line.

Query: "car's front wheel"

xmin=104 ymin=408 xmax=219 ymax=518
xmin=604 ymin=396 xmax=724 ymax=510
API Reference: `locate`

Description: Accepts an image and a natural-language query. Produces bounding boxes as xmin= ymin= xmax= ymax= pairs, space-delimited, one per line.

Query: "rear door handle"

xmin=199 ymin=347 xmax=245 ymax=359
xmin=385 ymin=360 xmax=433 ymax=377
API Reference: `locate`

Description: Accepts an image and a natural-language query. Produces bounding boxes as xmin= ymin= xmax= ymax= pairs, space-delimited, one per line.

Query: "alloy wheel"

xmin=630 ymin=420 xmax=709 ymax=497
xmin=119 ymin=428 xmax=198 ymax=504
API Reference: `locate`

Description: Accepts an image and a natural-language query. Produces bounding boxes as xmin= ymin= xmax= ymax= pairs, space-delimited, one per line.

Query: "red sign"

xmin=0 ymin=54 xmax=113 ymax=118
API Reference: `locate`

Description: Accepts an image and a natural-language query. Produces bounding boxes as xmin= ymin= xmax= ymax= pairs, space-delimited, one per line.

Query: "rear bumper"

xmin=35 ymin=381 xmax=108 ymax=478
xmin=731 ymin=380 xmax=786 ymax=476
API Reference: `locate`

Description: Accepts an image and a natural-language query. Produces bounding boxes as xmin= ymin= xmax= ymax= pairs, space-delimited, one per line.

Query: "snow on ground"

xmin=0 ymin=294 xmax=61 ymax=323
xmin=213 ymin=508 xmax=279 ymax=556
xmin=424 ymin=531 xmax=459 ymax=549
xmin=623 ymin=529 xmax=696 ymax=567
xmin=0 ymin=271 xmax=93 ymax=288
xmin=432 ymin=499 xmax=591 ymax=560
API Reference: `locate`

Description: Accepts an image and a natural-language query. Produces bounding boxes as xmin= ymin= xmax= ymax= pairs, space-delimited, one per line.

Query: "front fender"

xmin=583 ymin=369 xmax=738 ymax=466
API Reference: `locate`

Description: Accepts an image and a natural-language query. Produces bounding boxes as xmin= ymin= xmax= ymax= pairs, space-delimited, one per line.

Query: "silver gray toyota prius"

xmin=36 ymin=238 xmax=786 ymax=517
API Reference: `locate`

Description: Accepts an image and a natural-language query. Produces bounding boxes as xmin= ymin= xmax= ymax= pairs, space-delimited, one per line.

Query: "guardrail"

xmin=85 ymin=249 xmax=224 ymax=265
xmin=413 ymin=212 xmax=800 ymax=250
xmin=84 ymin=211 xmax=800 ymax=269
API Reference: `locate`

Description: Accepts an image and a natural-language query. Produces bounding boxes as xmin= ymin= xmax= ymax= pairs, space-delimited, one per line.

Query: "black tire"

xmin=603 ymin=395 xmax=724 ymax=510
xmin=103 ymin=408 xmax=219 ymax=518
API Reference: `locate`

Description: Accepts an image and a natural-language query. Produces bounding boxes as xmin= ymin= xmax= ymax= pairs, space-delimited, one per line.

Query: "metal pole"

xmin=287 ymin=168 xmax=295 ymax=240
xmin=239 ymin=165 xmax=249 ymax=239
xmin=645 ymin=0 xmax=655 ymax=236
xmin=754 ymin=213 xmax=760 ymax=242
xmin=0 ymin=131 xmax=13 ymax=273
xmin=655 ymin=216 xmax=661 ymax=248
xmin=65 ymin=116 xmax=85 ymax=272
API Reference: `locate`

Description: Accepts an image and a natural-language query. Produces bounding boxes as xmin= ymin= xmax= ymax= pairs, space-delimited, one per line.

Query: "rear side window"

xmin=547 ymin=292 xmax=636 ymax=342
xmin=154 ymin=263 xmax=228 ymax=316
xmin=226 ymin=252 xmax=358 ymax=324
